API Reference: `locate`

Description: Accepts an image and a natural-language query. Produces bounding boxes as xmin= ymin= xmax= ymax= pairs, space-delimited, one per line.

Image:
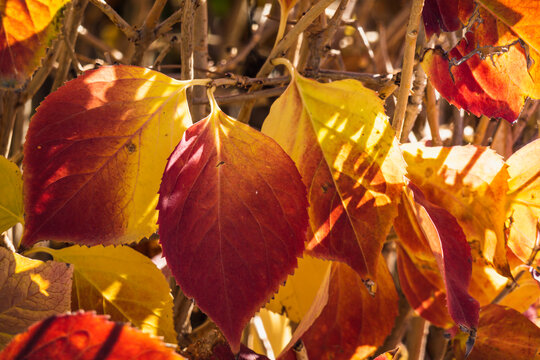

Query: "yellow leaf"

xmin=266 ymin=255 xmax=331 ymax=323
xmin=0 ymin=247 xmax=72 ymax=349
xmin=262 ymin=59 xmax=405 ymax=283
xmin=28 ymin=245 xmax=176 ymax=344
xmin=505 ymin=138 xmax=540 ymax=267
xmin=400 ymin=143 xmax=511 ymax=277
xmin=0 ymin=156 xmax=23 ymax=233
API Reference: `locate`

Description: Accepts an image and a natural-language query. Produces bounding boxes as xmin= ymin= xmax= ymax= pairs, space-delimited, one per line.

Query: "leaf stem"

xmin=88 ymin=0 xmax=136 ymax=40
xmin=392 ymin=0 xmax=425 ymax=139
xmin=237 ymin=0 xmax=336 ymax=123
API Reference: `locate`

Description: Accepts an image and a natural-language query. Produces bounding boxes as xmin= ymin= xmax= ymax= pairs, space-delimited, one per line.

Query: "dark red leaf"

xmin=157 ymin=97 xmax=308 ymax=353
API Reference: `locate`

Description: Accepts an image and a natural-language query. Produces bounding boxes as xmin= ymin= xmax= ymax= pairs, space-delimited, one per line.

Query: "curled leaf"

xmin=157 ymin=90 xmax=308 ymax=352
xmin=395 ymin=183 xmax=479 ymax=331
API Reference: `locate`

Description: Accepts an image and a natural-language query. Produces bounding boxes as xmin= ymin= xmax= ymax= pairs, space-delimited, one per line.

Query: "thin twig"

xmin=473 ymin=115 xmax=490 ymax=145
xmin=392 ymin=0 xmax=425 ymax=138
xmin=401 ymin=63 xmax=427 ymax=142
xmin=144 ymin=0 xmax=167 ymax=30
xmin=156 ymin=2 xmax=185 ymax=38
xmin=407 ymin=316 xmax=428 ymax=360
xmin=192 ymin=0 xmax=209 ymax=121
xmin=88 ymin=0 xmax=136 ymax=39
xmin=193 ymin=87 xmax=286 ymax=105
xmin=237 ymin=0 xmax=337 ymax=123
xmin=425 ymin=80 xmax=442 ymax=145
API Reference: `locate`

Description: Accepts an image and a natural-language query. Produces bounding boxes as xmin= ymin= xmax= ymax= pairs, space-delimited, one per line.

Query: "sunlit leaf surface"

xmin=0 ymin=0 xmax=70 ymax=88
xmin=0 ymin=156 xmax=23 ymax=233
xmin=29 ymin=245 xmax=176 ymax=343
xmin=262 ymin=59 xmax=405 ymax=284
xmin=401 ymin=143 xmax=511 ymax=277
xmin=22 ymin=65 xmax=191 ymax=247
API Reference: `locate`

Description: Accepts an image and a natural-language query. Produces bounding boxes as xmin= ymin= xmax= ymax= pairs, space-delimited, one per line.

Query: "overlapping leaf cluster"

xmin=0 ymin=0 xmax=539 ymax=359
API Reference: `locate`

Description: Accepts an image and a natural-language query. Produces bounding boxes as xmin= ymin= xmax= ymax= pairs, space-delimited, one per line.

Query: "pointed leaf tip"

xmin=158 ymin=95 xmax=308 ymax=352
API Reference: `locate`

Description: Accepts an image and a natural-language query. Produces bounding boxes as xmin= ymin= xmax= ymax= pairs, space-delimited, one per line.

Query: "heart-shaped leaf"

xmin=0 ymin=156 xmax=23 ymax=233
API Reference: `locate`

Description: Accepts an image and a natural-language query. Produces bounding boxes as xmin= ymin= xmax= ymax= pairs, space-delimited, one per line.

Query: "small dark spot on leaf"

xmin=425 ymin=167 xmax=433 ymax=177
xmin=125 ymin=142 xmax=136 ymax=153
xmin=216 ymin=161 xmax=225 ymax=167
xmin=321 ymin=183 xmax=329 ymax=193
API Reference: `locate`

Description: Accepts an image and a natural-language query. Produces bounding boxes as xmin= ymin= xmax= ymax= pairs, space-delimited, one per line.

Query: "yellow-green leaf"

xmin=29 ymin=245 xmax=176 ymax=343
xmin=0 ymin=156 xmax=23 ymax=233
xmin=262 ymin=59 xmax=406 ymax=283
xmin=0 ymin=247 xmax=72 ymax=349
xmin=266 ymin=255 xmax=331 ymax=323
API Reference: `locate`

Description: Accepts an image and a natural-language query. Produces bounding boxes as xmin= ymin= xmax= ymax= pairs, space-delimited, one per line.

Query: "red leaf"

xmin=211 ymin=344 xmax=270 ymax=360
xmin=395 ymin=183 xmax=479 ymax=330
xmin=279 ymin=258 xmax=398 ymax=360
xmin=157 ymin=94 xmax=308 ymax=353
xmin=422 ymin=0 xmax=474 ymax=38
xmin=22 ymin=65 xmax=191 ymax=247
xmin=422 ymin=7 xmax=535 ymax=122
xmin=0 ymin=312 xmax=185 ymax=359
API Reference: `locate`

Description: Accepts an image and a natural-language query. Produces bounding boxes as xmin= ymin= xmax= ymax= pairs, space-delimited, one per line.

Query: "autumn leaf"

xmin=262 ymin=58 xmax=406 ymax=285
xmin=422 ymin=0 xmax=474 ymax=38
xmin=0 ymin=156 xmax=23 ymax=233
xmin=0 ymin=312 xmax=185 ymax=359
xmin=454 ymin=304 xmax=540 ymax=360
xmin=0 ymin=0 xmax=70 ymax=88
xmin=394 ymin=183 xmax=479 ymax=331
xmin=0 ymin=247 xmax=72 ymax=349
xmin=22 ymin=65 xmax=192 ymax=247
xmin=400 ymin=143 xmax=511 ymax=277
xmin=422 ymin=6 xmax=540 ymax=121
xmin=157 ymin=89 xmax=308 ymax=353
xmin=26 ymin=245 xmax=176 ymax=343
xmin=505 ymin=138 xmax=540 ymax=267
xmin=249 ymin=309 xmax=292 ymax=357
xmin=266 ymin=255 xmax=331 ymax=323
xmin=476 ymin=0 xmax=540 ymax=53
xmin=279 ymin=258 xmax=398 ymax=360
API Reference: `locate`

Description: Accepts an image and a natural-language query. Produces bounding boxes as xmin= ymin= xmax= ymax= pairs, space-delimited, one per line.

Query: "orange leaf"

xmin=0 ymin=0 xmax=70 ymax=88
xmin=454 ymin=304 xmax=540 ymax=360
xmin=422 ymin=0 xmax=474 ymax=37
xmin=400 ymin=143 xmax=511 ymax=277
xmin=262 ymin=59 xmax=405 ymax=284
xmin=477 ymin=0 xmax=540 ymax=54
xmin=157 ymin=90 xmax=308 ymax=353
xmin=22 ymin=65 xmax=192 ymax=247
xmin=279 ymin=258 xmax=398 ymax=360
xmin=0 ymin=312 xmax=185 ymax=359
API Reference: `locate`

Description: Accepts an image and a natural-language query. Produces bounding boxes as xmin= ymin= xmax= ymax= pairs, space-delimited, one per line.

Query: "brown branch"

xmin=392 ymin=0 xmax=425 ymax=139
xmin=237 ymin=0 xmax=337 ymax=123
xmin=473 ymin=115 xmax=490 ymax=145
xmin=425 ymin=80 xmax=442 ymax=145
xmin=156 ymin=2 xmax=185 ymax=38
xmin=401 ymin=63 xmax=427 ymax=142
xmin=193 ymin=87 xmax=286 ymax=106
xmin=88 ymin=0 xmax=136 ymax=39
xmin=192 ymin=0 xmax=209 ymax=121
